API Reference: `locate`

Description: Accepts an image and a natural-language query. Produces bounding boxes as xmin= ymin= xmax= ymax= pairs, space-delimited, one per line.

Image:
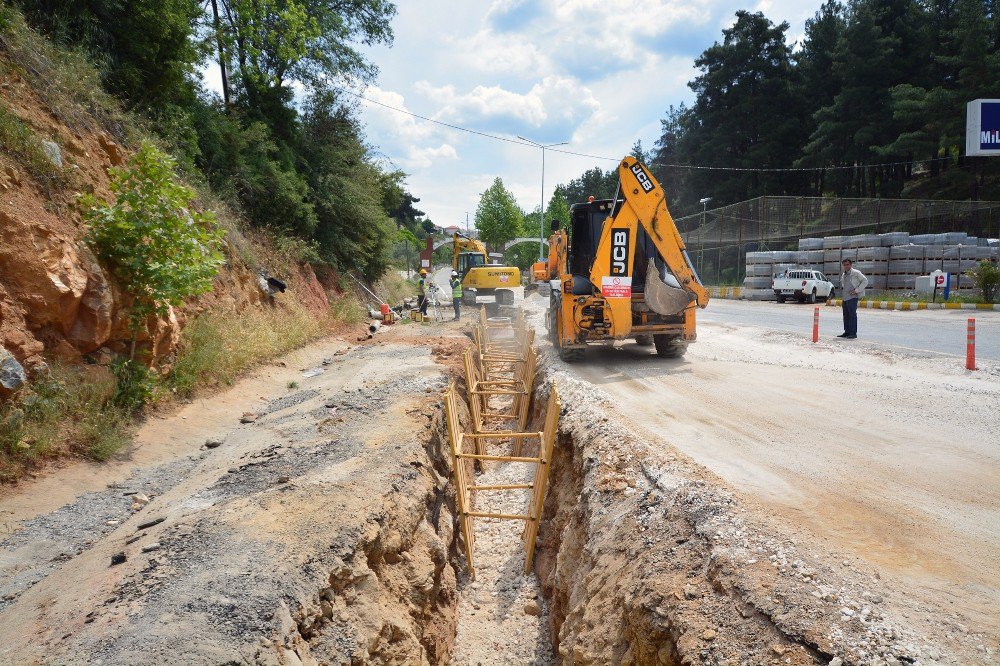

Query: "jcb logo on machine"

xmin=630 ymin=163 xmax=655 ymax=193
xmin=610 ymin=229 xmax=631 ymax=276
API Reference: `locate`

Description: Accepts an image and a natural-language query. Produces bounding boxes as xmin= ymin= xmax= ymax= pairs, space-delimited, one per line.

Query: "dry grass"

xmin=0 ymin=364 xmax=132 ymax=482
xmin=0 ymin=6 xmax=132 ymax=141
xmin=0 ymin=102 xmax=65 ymax=186
xmin=167 ymin=295 xmax=362 ymax=397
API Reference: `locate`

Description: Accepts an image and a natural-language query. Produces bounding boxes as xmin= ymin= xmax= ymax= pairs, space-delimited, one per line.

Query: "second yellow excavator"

xmin=451 ymin=231 xmax=520 ymax=306
xmin=541 ymin=156 xmax=709 ymax=361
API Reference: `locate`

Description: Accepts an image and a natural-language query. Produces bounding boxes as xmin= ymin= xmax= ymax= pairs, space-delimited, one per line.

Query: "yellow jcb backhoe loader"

xmin=451 ymin=232 xmax=520 ymax=306
xmin=543 ymin=156 xmax=709 ymax=361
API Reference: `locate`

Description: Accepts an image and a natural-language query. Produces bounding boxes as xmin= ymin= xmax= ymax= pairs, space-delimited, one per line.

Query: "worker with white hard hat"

xmin=450 ymin=270 xmax=462 ymax=320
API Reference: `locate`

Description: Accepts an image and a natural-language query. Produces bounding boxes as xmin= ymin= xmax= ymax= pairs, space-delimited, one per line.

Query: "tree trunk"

xmin=209 ymin=0 xmax=231 ymax=108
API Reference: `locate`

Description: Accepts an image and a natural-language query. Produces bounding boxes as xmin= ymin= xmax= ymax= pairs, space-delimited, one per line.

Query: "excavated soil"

xmin=0 ymin=335 xmax=466 ymax=665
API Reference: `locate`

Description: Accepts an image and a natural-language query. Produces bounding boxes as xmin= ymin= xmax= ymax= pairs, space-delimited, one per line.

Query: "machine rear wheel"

xmin=634 ymin=334 xmax=654 ymax=347
xmin=558 ymin=346 xmax=584 ymax=363
xmin=654 ymin=335 xmax=687 ymax=358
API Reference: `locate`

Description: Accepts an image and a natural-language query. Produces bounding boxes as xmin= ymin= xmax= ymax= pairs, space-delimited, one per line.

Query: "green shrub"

xmin=110 ymin=359 xmax=155 ymax=411
xmin=79 ymin=407 xmax=132 ymax=461
xmin=81 ymin=141 xmax=225 ymax=357
xmin=0 ymin=365 xmax=130 ymax=480
xmin=969 ymin=260 xmax=1000 ymax=303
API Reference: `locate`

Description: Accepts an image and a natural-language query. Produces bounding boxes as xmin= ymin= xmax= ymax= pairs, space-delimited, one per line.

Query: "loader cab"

xmin=568 ymin=198 xmax=658 ymax=294
xmin=456 ymin=252 xmax=486 ymax=278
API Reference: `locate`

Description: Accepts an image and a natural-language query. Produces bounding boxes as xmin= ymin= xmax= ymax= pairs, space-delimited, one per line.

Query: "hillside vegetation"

xmin=7 ymin=0 xmax=413 ymax=278
xmin=0 ymin=2 xmax=417 ymax=480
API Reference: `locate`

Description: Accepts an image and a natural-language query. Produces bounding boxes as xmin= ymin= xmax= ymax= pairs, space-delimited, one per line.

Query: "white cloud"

xmin=416 ymin=76 xmax=600 ymax=136
xmin=406 ymin=143 xmax=459 ymax=169
xmin=357 ymin=0 xmax=821 ymax=227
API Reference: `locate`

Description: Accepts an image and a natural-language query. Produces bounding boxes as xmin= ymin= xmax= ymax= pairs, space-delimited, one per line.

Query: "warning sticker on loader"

xmin=601 ymin=276 xmax=632 ymax=298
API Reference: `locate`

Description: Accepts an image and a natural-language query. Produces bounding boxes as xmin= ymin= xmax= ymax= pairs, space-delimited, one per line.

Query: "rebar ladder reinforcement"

xmin=443 ymin=308 xmax=559 ymax=579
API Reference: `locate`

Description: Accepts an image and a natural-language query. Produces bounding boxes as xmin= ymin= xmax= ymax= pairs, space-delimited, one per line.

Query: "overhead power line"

xmin=336 ymin=85 xmax=960 ymax=175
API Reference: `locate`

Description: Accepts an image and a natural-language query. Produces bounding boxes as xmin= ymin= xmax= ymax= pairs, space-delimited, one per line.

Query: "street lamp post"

xmin=518 ymin=135 xmax=569 ymax=261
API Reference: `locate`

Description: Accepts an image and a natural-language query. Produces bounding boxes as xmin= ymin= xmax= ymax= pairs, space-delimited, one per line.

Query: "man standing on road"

xmin=839 ymin=259 xmax=868 ymax=339
xmin=417 ymin=269 xmax=429 ymax=317
xmin=450 ymin=270 xmax=462 ymax=320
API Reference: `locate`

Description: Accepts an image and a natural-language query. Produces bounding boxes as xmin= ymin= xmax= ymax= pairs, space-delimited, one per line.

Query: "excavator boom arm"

xmin=589 ymin=157 xmax=709 ymax=308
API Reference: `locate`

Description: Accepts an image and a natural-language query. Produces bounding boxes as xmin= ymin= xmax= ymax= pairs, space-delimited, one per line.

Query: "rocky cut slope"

xmin=0 ymin=23 xmax=333 ymax=380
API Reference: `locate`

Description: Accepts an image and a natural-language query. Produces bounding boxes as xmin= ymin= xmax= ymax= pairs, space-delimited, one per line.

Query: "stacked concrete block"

xmin=855 ymin=247 xmax=890 ymax=290
xmin=794 ymin=250 xmax=824 ymax=270
xmin=879 ymin=231 xmax=910 ymax=246
xmin=847 ymin=233 xmax=880 ymax=248
xmin=924 ymin=245 xmax=997 ymax=290
xmin=745 ymin=230 xmax=998 ymax=296
xmin=887 ymin=245 xmax=925 ymax=289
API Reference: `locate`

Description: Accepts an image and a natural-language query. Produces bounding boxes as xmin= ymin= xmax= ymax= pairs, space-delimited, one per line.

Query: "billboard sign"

xmin=967 ymin=99 xmax=1000 ymax=156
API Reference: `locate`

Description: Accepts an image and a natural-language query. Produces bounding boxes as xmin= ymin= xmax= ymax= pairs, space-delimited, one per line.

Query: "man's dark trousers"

xmin=842 ymin=297 xmax=858 ymax=336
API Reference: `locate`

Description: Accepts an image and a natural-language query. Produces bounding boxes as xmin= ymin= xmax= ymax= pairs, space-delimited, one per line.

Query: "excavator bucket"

xmin=644 ymin=259 xmax=694 ymax=315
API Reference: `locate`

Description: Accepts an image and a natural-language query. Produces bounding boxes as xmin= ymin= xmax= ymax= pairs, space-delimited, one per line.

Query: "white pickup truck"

xmin=772 ymin=269 xmax=835 ymax=304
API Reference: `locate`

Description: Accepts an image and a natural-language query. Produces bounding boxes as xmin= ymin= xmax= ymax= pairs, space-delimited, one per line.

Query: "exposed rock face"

xmin=0 ymin=208 xmax=89 ymax=335
xmin=0 ymin=346 xmax=27 ymax=397
xmin=65 ymin=246 xmax=114 ymax=353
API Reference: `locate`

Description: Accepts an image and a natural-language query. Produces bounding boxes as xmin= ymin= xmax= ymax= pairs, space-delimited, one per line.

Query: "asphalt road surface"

xmin=700 ymin=298 xmax=1000 ymax=361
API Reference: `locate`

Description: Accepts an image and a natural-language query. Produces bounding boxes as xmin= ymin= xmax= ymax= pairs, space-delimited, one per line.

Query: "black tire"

xmin=558 ymin=346 xmax=584 ymax=362
xmin=828 ymin=289 xmax=835 ymax=301
xmin=776 ymin=293 xmax=786 ymax=303
xmin=808 ymin=289 xmax=817 ymax=304
xmin=547 ymin=306 xmax=559 ymax=346
xmin=654 ymin=335 xmax=687 ymax=358
xmin=634 ymin=334 xmax=654 ymax=347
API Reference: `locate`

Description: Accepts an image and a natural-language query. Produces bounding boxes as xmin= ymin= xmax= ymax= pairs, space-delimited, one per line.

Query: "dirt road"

xmin=0 ymin=331 xmax=470 ymax=665
xmin=525 ymin=293 xmax=1000 ymax=646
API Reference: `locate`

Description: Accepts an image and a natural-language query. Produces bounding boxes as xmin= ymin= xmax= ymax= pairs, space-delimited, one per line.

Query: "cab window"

xmin=457 ymin=253 xmax=485 ymax=277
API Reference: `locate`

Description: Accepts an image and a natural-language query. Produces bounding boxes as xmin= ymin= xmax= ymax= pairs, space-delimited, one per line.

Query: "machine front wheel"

xmin=654 ymin=335 xmax=688 ymax=358
xmin=634 ymin=334 xmax=654 ymax=347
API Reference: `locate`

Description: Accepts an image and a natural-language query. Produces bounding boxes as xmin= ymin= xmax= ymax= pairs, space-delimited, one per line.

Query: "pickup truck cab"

xmin=772 ymin=269 xmax=834 ymax=304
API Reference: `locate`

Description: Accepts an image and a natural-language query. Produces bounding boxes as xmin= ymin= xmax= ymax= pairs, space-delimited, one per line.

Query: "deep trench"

xmin=429 ymin=373 xmax=683 ymax=665
xmin=452 ymin=367 xmax=831 ymax=665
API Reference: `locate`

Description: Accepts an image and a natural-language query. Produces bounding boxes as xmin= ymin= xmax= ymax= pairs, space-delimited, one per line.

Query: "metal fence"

xmin=673 ymin=196 xmax=1000 ymax=287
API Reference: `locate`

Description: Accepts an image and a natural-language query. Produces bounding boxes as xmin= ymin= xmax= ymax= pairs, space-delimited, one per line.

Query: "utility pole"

xmin=518 ymin=135 xmax=569 ymax=261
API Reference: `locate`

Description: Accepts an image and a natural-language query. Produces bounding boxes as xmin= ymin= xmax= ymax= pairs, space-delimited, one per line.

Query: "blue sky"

xmin=224 ymin=0 xmax=823 ymax=226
